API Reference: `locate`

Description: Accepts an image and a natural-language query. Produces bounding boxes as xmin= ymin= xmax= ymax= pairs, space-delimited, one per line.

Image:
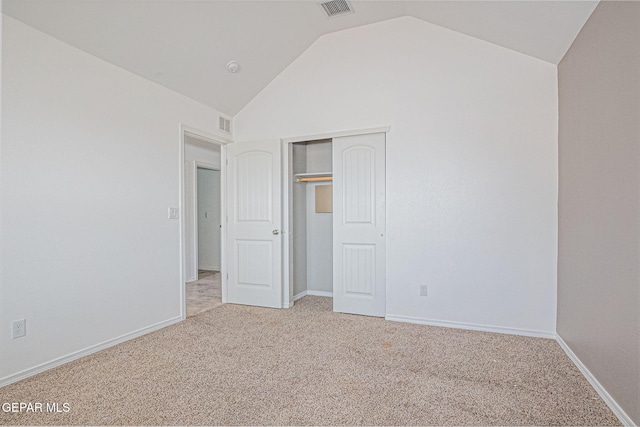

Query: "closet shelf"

xmin=294 ymin=172 xmax=332 ymax=183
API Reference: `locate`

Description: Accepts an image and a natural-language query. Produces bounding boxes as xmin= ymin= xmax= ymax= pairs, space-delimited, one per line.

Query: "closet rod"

xmin=297 ymin=176 xmax=333 ymax=183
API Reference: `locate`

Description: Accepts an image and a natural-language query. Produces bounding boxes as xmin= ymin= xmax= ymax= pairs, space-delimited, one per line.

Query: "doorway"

xmin=290 ymin=139 xmax=334 ymax=302
xmin=286 ymin=132 xmax=386 ymax=317
xmin=181 ymin=129 xmax=226 ymax=318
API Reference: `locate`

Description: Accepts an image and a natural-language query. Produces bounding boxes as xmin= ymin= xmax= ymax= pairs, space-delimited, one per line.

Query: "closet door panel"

xmin=333 ymin=133 xmax=386 ymax=317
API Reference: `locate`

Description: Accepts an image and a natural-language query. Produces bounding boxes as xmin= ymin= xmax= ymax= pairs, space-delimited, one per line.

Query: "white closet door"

xmin=332 ymin=133 xmax=386 ymax=317
xmin=226 ymin=141 xmax=283 ymax=308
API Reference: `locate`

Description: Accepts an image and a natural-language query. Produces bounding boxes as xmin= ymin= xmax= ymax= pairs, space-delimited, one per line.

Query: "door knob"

xmin=272 ymin=229 xmax=280 ymax=235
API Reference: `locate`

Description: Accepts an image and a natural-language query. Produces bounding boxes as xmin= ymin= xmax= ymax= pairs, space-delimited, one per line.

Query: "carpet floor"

xmin=186 ymin=270 xmax=222 ymax=317
xmin=0 ymin=296 xmax=619 ymax=426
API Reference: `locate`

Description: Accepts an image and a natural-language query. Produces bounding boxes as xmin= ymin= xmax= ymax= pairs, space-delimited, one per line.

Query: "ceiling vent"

xmin=319 ymin=0 xmax=354 ymax=18
xmin=219 ymin=116 xmax=231 ymax=134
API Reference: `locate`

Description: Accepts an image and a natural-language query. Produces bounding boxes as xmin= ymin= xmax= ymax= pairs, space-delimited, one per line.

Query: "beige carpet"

xmin=0 ymin=296 xmax=619 ymax=426
xmin=186 ymin=270 xmax=222 ymax=317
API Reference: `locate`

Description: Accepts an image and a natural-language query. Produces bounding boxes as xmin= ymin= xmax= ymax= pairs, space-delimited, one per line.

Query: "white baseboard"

xmin=293 ymin=290 xmax=333 ymax=301
xmin=385 ymin=314 xmax=556 ymax=339
xmin=198 ymin=265 xmax=219 ymax=271
xmin=293 ymin=291 xmax=307 ymax=301
xmin=556 ymin=335 xmax=635 ymax=426
xmin=0 ymin=316 xmax=182 ymax=388
xmin=307 ymin=290 xmax=333 ymax=297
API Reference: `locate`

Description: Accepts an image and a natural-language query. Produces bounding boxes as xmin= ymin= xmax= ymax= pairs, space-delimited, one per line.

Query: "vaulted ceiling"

xmin=3 ymin=1 xmax=598 ymax=116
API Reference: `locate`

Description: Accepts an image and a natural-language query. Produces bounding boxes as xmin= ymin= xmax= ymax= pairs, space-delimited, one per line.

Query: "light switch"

xmin=168 ymin=207 xmax=179 ymax=219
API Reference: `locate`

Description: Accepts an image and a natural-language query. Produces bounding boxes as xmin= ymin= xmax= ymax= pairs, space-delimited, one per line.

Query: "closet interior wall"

xmin=291 ymin=140 xmax=333 ymax=300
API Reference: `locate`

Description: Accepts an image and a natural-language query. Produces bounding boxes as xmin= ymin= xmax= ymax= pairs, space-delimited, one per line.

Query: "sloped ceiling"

xmin=2 ymin=1 xmax=598 ymax=116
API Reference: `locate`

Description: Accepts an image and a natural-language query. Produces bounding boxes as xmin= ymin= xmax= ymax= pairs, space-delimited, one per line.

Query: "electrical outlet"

xmin=168 ymin=207 xmax=179 ymax=219
xmin=12 ymin=319 xmax=26 ymax=339
xmin=420 ymin=284 xmax=428 ymax=297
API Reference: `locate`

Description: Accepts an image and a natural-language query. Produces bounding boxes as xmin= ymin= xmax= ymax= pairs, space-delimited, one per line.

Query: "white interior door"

xmin=333 ymin=133 xmax=386 ymax=317
xmin=197 ymin=167 xmax=221 ymax=270
xmin=226 ymin=140 xmax=282 ymax=308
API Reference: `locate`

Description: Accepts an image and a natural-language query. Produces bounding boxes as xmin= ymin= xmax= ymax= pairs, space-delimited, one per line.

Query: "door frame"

xmin=281 ymin=126 xmax=390 ymax=309
xmin=179 ymin=124 xmax=230 ymax=320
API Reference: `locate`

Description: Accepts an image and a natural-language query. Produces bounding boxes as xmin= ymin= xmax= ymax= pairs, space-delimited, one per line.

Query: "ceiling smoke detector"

xmin=226 ymin=61 xmax=240 ymax=73
xmin=319 ymin=0 xmax=354 ymax=18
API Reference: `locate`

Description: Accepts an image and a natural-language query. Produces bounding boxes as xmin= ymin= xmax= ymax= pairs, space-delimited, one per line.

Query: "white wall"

xmin=305 ymin=141 xmax=332 ymax=294
xmin=197 ymin=168 xmax=221 ymax=270
xmin=184 ymin=161 xmax=197 ymax=281
xmin=184 ymin=135 xmax=221 ymax=281
xmin=0 ymin=16 xmax=226 ymax=383
xmin=184 ymin=135 xmax=221 ymax=166
xmin=235 ymin=16 xmax=558 ymax=335
xmin=306 ymin=183 xmax=332 ymax=293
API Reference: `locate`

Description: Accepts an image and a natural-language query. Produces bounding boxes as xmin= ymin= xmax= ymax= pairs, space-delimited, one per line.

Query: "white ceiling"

xmin=2 ymin=0 xmax=598 ymax=116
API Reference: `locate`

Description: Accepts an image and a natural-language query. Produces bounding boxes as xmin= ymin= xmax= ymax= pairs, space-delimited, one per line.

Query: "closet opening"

xmin=290 ymin=139 xmax=334 ymax=303
xmin=284 ymin=129 xmax=387 ymax=317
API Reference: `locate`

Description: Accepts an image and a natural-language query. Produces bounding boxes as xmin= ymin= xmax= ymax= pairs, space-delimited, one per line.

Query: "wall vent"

xmin=319 ymin=0 xmax=354 ymax=18
xmin=219 ymin=116 xmax=231 ymax=134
